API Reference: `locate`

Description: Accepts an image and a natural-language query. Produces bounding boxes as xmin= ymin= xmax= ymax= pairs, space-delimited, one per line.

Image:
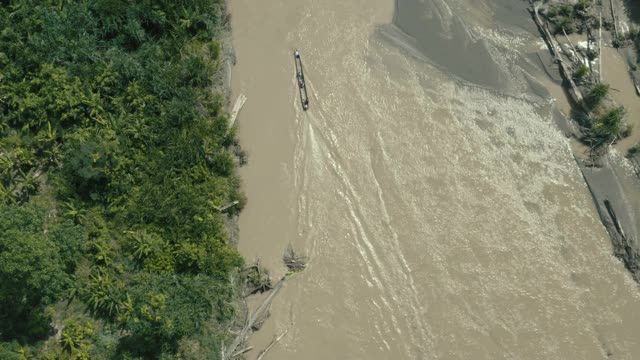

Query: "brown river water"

xmin=230 ymin=0 xmax=640 ymax=358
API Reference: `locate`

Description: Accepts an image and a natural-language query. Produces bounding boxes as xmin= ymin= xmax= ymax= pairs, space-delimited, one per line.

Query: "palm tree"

xmin=130 ymin=231 xmax=156 ymax=261
xmin=63 ymin=201 xmax=86 ymax=224
xmin=85 ymin=268 xmax=122 ymax=317
xmin=93 ymin=243 xmax=113 ymax=266
xmin=586 ymin=106 xmax=628 ymax=147
xmin=586 ymin=83 xmax=609 ymax=108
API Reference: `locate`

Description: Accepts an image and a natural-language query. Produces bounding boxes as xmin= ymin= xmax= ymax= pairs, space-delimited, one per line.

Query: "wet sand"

xmin=231 ymin=0 xmax=640 ymax=358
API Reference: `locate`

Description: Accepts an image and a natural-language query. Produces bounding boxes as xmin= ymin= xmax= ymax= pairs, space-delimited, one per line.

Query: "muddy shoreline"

xmin=528 ymin=0 xmax=640 ymax=284
xmin=577 ymin=154 xmax=640 ymax=282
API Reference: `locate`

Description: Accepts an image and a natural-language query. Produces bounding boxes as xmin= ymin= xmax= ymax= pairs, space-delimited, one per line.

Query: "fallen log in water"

xmin=562 ymin=27 xmax=582 ymax=65
xmin=230 ymin=346 xmax=253 ymax=358
xmin=610 ymin=0 xmax=619 ymax=40
xmin=224 ymin=275 xmax=289 ymax=360
xmin=600 ymin=11 xmax=603 ymax=83
xmin=599 ymin=200 xmax=640 ymax=281
xmin=529 ymin=4 xmax=585 ymax=106
xmin=229 ymin=93 xmax=247 ymax=128
xmin=256 ymin=329 xmax=289 ymax=360
xmin=573 ymin=154 xmax=640 ymax=283
xmin=224 ymin=246 xmax=307 ymax=360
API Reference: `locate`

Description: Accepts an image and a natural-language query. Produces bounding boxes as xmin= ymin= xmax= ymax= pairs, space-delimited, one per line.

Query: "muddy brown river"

xmin=230 ymin=0 xmax=640 ymax=358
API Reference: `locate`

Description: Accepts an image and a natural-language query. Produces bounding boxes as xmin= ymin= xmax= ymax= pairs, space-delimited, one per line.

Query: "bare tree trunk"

xmin=610 ymin=0 xmax=619 ymax=39
xmin=562 ymin=27 xmax=582 ymax=65
xmin=600 ymin=11 xmax=603 ymax=83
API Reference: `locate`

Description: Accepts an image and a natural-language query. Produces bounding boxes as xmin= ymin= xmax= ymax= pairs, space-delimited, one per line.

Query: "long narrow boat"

xmin=294 ymin=49 xmax=309 ymax=111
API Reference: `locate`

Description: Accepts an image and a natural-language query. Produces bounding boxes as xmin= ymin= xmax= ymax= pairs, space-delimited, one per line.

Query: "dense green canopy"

xmin=0 ymin=202 xmax=82 ymax=343
xmin=0 ymin=0 xmax=244 ymax=358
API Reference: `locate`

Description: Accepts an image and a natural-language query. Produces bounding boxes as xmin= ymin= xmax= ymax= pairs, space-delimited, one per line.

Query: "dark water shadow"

xmin=489 ymin=0 xmax=538 ymax=34
xmin=392 ymin=0 xmax=506 ymax=89
xmin=623 ymin=0 xmax=640 ymax=24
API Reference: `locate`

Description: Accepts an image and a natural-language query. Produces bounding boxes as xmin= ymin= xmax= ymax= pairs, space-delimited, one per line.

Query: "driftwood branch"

xmin=283 ymin=244 xmax=307 ymax=272
xmin=245 ymin=260 xmax=273 ymax=296
xmin=599 ymin=11 xmax=603 ymax=82
xmin=562 ymin=27 xmax=582 ymax=65
xmin=609 ymin=0 xmax=619 ymax=39
xmin=224 ymin=246 xmax=306 ymax=360
xmin=256 ymin=329 xmax=289 ymax=360
xmin=229 ymin=93 xmax=247 ymax=128
xmin=231 ymin=346 xmax=254 ymax=358
xmin=243 ymin=264 xmax=259 ymax=272
xmin=220 ymin=200 xmax=240 ymax=212
xmin=225 ymin=275 xmax=289 ymax=360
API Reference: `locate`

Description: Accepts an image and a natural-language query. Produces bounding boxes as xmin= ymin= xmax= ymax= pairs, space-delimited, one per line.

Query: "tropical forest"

xmin=0 ymin=0 xmax=246 ymax=358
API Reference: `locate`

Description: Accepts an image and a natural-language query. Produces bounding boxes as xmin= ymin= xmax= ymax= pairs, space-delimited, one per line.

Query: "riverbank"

xmin=528 ymin=0 xmax=640 ymax=283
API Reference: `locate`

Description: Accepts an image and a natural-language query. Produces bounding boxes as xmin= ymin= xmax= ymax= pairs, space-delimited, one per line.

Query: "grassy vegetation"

xmin=585 ymin=106 xmax=631 ymax=146
xmin=575 ymin=83 xmax=631 ymax=146
xmin=573 ymin=64 xmax=590 ymax=82
xmin=585 ymin=83 xmax=610 ymax=108
xmin=542 ymin=0 xmax=593 ymax=34
xmin=0 ymin=1 xmax=245 ymax=358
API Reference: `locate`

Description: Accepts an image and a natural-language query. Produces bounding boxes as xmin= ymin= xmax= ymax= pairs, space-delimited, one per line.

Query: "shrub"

xmin=585 ymin=83 xmax=610 ymax=108
xmin=574 ymin=64 xmax=590 ymax=82
xmin=585 ymin=106 xmax=628 ymax=145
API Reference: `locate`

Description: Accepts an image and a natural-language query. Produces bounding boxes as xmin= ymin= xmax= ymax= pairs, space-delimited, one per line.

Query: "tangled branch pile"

xmin=283 ymin=244 xmax=308 ymax=272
